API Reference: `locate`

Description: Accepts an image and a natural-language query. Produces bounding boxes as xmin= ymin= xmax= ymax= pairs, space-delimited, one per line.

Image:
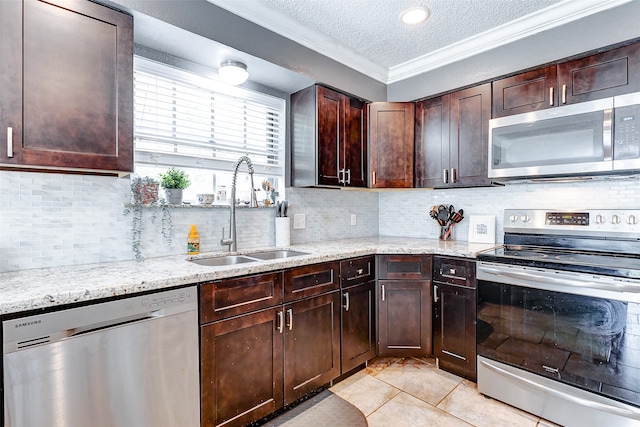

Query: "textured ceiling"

xmin=257 ymin=0 xmax=563 ymax=69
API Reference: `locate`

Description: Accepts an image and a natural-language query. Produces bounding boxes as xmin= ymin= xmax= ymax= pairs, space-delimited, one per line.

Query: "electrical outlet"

xmin=350 ymin=213 xmax=357 ymax=226
xmin=293 ymin=214 xmax=306 ymax=229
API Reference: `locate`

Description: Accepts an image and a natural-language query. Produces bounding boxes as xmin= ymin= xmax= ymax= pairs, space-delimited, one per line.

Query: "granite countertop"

xmin=0 ymin=236 xmax=497 ymax=316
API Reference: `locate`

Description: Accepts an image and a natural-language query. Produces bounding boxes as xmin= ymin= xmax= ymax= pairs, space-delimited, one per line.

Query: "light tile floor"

xmin=330 ymin=357 xmax=560 ymax=427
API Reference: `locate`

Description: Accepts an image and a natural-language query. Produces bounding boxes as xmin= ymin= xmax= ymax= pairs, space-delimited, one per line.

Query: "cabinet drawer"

xmin=433 ymin=256 xmax=475 ymax=288
xmin=284 ymin=261 xmax=340 ymax=302
xmin=200 ymin=272 xmax=283 ymax=323
xmin=340 ymin=256 xmax=375 ymax=287
xmin=377 ymin=255 xmax=431 ymax=280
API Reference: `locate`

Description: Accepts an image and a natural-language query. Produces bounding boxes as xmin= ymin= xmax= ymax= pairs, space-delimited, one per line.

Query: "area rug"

xmin=258 ymin=389 xmax=368 ymax=426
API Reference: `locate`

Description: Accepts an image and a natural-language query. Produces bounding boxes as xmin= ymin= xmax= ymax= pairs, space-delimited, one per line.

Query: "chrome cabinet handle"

xmin=338 ymin=168 xmax=345 ymax=184
xmin=277 ymin=310 xmax=284 ymax=334
xmin=7 ymin=127 xmax=13 ymax=158
xmin=381 ymin=284 xmax=385 ymax=301
xmin=450 ymin=168 xmax=457 ymax=184
xmin=562 ymin=84 xmax=567 ymax=104
xmin=345 ymin=168 xmax=351 ymax=184
xmin=372 ymin=171 xmax=376 ymax=186
xmin=433 ymin=285 xmax=439 ymax=303
xmin=443 ymin=169 xmax=448 ymax=184
xmin=343 ymin=292 xmax=350 ymax=311
xmin=356 ymin=268 xmax=364 ymax=275
xmin=286 ymin=308 xmax=293 ymax=331
xmin=549 ymin=87 xmax=554 ymax=106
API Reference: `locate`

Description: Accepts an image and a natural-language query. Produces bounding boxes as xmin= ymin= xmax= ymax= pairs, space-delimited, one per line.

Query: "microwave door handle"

xmin=603 ymin=108 xmax=613 ymax=161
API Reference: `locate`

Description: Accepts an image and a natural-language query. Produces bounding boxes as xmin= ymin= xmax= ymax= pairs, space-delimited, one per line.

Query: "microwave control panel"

xmin=614 ymin=104 xmax=640 ymax=159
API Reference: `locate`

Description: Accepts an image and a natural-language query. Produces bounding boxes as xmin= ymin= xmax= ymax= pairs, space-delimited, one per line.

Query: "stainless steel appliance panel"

xmin=3 ymin=287 xmax=199 ymax=427
xmin=489 ymin=97 xmax=613 ymax=179
xmin=478 ymin=356 xmax=640 ymax=427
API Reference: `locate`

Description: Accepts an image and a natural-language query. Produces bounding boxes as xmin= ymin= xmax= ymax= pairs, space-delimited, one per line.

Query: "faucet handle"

xmin=220 ymin=227 xmax=232 ymax=248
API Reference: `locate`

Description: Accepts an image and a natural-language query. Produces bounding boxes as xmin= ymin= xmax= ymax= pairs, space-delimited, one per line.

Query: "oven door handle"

xmin=478 ymin=265 xmax=640 ymax=295
xmin=479 ymin=359 xmax=640 ymax=420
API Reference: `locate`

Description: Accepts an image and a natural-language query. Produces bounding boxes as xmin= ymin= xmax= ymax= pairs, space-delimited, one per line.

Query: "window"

xmin=133 ymin=57 xmax=285 ymax=203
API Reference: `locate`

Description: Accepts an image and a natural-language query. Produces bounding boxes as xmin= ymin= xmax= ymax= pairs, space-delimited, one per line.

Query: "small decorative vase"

xmin=164 ymin=188 xmax=183 ymax=205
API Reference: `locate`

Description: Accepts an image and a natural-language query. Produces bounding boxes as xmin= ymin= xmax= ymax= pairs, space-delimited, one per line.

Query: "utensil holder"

xmin=440 ymin=225 xmax=453 ymax=241
xmin=275 ymin=217 xmax=290 ymax=247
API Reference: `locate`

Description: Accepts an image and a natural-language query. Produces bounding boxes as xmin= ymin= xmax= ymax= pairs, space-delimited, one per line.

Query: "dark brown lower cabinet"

xmin=378 ymin=279 xmax=432 ymax=357
xmin=341 ymin=281 xmax=376 ymax=372
xmin=201 ymin=306 xmax=284 ymax=427
xmin=284 ymin=291 xmax=341 ymax=405
xmin=432 ymin=256 xmax=477 ymax=381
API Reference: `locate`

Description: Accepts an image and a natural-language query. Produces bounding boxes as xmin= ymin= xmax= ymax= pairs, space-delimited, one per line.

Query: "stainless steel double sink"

xmin=189 ymin=250 xmax=308 ymax=267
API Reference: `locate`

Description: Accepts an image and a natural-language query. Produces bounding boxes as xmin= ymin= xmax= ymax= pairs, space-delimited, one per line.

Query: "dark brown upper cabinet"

xmin=493 ymin=42 xmax=640 ymax=118
xmin=0 ymin=0 xmax=134 ymax=174
xmin=368 ymin=102 xmax=415 ymax=188
xmin=291 ymin=85 xmax=367 ymax=187
xmin=415 ymin=84 xmax=491 ymax=188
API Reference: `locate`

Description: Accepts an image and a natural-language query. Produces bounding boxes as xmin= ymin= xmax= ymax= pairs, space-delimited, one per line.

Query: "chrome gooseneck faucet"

xmin=220 ymin=155 xmax=258 ymax=251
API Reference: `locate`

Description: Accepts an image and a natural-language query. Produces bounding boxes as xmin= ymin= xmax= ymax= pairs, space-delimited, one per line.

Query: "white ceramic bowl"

xmin=196 ymin=193 xmax=215 ymax=205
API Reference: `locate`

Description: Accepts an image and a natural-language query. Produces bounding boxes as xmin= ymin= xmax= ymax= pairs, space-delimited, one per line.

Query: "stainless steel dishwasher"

xmin=3 ymin=286 xmax=200 ymax=427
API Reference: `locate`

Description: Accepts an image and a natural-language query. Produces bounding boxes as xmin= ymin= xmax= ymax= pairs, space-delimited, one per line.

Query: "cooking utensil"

xmin=437 ymin=205 xmax=451 ymax=226
xmin=429 ymin=205 xmax=438 ymax=221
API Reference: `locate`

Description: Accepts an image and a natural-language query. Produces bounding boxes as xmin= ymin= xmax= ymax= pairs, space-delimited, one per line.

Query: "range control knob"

xmin=509 ymin=214 xmax=519 ymax=223
xmin=627 ymin=215 xmax=638 ymax=225
xmin=595 ymin=214 xmax=606 ymax=224
xmin=610 ymin=214 xmax=621 ymax=225
xmin=520 ymin=214 xmax=531 ymax=223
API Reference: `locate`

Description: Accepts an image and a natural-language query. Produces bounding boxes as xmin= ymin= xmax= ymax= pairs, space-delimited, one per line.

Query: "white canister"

xmin=275 ymin=217 xmax=290 ymax=247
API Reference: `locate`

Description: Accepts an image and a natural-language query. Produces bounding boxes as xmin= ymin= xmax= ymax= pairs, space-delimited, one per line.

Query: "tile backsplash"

xmin=2 ymin=170 xmax=639 ymax=272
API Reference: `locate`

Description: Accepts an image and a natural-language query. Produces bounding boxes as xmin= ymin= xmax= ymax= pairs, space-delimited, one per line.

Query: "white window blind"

xmin=133 ymin=58 xmax=285 ymax=176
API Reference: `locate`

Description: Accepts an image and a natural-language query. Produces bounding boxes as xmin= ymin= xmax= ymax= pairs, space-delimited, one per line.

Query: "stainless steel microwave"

xmin=488 ymin=92 xmax=640 ymax=180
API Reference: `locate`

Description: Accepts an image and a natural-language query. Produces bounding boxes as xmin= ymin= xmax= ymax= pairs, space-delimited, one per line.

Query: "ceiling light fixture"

xmin=218 ymin=60 xmax=249 ymax=85
xmin=401 ymin=6 xmax=429 ymax=25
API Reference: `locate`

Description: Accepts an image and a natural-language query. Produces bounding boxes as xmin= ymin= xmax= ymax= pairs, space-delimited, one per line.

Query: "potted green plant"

xmin=159 ymin=167 xmax=190 ymax=204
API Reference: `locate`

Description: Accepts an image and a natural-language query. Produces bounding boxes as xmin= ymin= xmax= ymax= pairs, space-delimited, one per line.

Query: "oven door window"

xmin=477 ymin=280 xmax=640 ymax=408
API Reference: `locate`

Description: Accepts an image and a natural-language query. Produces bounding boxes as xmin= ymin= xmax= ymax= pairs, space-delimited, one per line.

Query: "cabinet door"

xmin=368 ymin=102 xmax=415 ymax=188
xmin=284 ymin=291 xmax=341 ymax=405
xmin=344 ymin=96 xmax=368 ymax=187
xmin=341 ymin=281 xmax=376 ymax=373
xmin=201 ymin=306 xmax=284 ymax=427
xmin=433 ymin=283 xmax=477 ymax=382
xmin=492 ymin=65 xmax=558 ymax=118
xmin=378 ymin=280 xmax=432 ymax=357
xmin=0 ymin=0 xmax=133 ymax=173
xmin=415 ymin=95 xmax=450 ymax=188
xmin=558 ymin=42 xmax=640 ymax=105
xmin=449 ymin=84 xmax=491 ymax=187
xmin=317 ymin=86 xmax=344 ymax=186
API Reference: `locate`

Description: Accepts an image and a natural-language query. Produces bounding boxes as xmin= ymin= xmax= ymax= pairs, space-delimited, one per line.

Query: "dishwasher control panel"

xmin=143 ymin=288 xmax=194 ymax=308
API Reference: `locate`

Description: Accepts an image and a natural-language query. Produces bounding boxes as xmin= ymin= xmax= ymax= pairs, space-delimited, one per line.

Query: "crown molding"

xmin=207 ymin=0 xmax=389 ymax=82
xmin=387 ymin=0 xmax=635 ymax=83
xmin=208 ymin=0 xmax=634 ymax=85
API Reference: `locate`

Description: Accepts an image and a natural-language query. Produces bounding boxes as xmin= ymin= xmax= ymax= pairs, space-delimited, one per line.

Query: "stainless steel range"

xmin=477 ymin=209 xmax=640 ymax=427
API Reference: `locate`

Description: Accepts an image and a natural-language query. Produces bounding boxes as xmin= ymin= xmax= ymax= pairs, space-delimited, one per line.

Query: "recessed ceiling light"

xmin=401 ymin=6 xmax=429 ymax=25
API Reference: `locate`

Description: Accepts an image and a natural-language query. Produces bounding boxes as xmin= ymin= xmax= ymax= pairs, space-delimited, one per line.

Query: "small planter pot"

xmin=164 ymin=188 xmax=183 ymax=205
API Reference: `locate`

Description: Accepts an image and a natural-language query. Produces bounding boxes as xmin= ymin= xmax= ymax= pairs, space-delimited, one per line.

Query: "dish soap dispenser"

xmin=187 ymin=224 xmax=200 ymax=255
